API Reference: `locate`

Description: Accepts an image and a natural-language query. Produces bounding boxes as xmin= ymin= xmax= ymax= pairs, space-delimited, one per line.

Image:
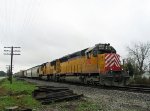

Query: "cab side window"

xmin=93 ymin=50 xmax=97 ymax=57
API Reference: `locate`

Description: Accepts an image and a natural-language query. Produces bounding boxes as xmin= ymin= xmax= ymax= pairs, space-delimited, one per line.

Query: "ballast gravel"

xmin=24 ymin=78 xmax=150 ymax=111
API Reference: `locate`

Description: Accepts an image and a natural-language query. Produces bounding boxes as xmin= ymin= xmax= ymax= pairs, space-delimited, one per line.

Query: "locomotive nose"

xmin=105 ymin=53 xmax=121 ymax=72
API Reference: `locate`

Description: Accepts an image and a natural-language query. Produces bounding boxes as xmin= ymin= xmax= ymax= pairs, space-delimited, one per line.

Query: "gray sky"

xmin=0 ymin=0 xmax=150 ymax=73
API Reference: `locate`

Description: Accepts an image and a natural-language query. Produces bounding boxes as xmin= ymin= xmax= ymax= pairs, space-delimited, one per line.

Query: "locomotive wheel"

xmin=39 ymin=75 xmax=42 ymax=80
xmin=90 ymin=79 xmax=94 ymax=85
xmin=112 ymin=80 xmax=124 ymax=86
xmin=47 ymin=75 xmax=50 ymax=81
xmin=86 ymin=81 xmax=90 ymax=85
xmin=56 ymin=76 xmax=60 ymax=82
xmin=83 ymin=78 xmax=88 ymax=84
xmin=99 ymin=78 xmax=105 ymax=86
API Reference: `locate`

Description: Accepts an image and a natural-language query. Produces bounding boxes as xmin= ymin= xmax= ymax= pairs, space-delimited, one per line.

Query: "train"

xmin=14 ymin=43 xmax=130 ymax=86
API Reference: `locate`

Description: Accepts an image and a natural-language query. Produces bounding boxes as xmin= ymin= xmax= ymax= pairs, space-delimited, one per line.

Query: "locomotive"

xmin=15 ymin=43 xmax=129 ymax=86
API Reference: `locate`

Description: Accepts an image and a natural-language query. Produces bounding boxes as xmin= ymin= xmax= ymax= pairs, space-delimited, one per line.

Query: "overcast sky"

xmin=0 ymin=0 xmax=150 ymax=73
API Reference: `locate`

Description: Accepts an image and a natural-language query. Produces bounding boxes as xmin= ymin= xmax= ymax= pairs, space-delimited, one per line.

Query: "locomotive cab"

xmin=86 ymin=43 xmax=129 ymax=86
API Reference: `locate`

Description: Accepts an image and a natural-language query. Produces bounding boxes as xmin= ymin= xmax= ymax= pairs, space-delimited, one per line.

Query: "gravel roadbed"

xmin=23 ymin=78 xmax=150 ymax=111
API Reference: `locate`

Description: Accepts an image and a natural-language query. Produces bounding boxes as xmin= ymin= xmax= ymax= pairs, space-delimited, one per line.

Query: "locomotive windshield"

xmin=95 ymin=43 xmax=116 ymax=54
xmin=85 ymin=43 xmax=116 ymax=57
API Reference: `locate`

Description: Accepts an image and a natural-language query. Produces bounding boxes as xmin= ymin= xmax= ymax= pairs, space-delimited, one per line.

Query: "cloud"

xmin=0 ymin=0 xmax=150 ymax=72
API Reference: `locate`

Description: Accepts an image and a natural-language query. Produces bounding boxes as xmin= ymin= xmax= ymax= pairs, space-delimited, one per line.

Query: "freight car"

xmin=17 ymin=43 xmax=130 ymax=86
xmin=14 ymin=70 xmax=25 ymax=78
xmin=24 ymin=65 xmax=40 ymax=78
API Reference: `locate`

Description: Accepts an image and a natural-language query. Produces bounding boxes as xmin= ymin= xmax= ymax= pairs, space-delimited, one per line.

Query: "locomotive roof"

xmin=85 ymin=46 xmax=95 ymax=53
xmin=85 ymin=43 xmax=116 ymax=53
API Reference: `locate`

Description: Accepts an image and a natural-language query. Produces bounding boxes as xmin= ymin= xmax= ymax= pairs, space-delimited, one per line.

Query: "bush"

xmin=129 ymin=76 xmax=150 ymax=85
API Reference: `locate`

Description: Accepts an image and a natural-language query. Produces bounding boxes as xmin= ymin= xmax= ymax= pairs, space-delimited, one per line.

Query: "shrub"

xmin=129 ymin=76 xmax=150 ymax=85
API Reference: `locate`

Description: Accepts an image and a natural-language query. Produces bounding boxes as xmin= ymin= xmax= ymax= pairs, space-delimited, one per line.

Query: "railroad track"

xmin=18 ymin=77 xmax=150 ymax=94
xmin=108 ymin=86 xmax=150 ymax=93
xmin=73 ymin=83 xmax=150 ymax=94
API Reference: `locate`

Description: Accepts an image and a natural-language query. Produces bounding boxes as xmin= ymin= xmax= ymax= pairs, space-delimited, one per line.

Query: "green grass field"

xmin=0 ymin=78 xmax=40 ymax=110
xmin=0 ymin=78 xmax=105 ymax=111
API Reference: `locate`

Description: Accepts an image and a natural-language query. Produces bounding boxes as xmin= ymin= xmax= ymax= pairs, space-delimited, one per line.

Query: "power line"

xmin=4 ymin=46 xmax=21 ymax=84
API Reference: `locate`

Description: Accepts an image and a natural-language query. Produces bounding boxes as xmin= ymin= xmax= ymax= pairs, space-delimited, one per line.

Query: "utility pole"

xmin=4 ymin=46 xmax=21 ymax=84
xmin=122 ymin=59 xmax=125 ymax=70
xmin=6 ymin=65 xmax=14 ymax=79
xmin=6 ymin=65 xmax=11 ymax=77
xmin=149 ymin=62 xmax=150 ymax=73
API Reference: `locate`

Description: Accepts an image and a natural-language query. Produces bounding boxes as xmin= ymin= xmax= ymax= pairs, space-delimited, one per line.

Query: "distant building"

xmin=142 ymin=72 xmax=150 ymax=79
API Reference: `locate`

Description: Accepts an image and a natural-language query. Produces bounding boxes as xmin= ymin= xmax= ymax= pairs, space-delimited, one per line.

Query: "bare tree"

xmin=127 ymin=42 xmax=150 ymax=75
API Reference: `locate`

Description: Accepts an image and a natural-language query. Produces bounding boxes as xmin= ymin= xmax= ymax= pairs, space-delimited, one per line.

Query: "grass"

xmin=0 ymin=78 xmax=106 ymax=111
xmin=1 ymin=78 xmax=36 ymax=94
xmin=0 ymin=78 xmax=40 ymax=110
xmin=0 ymin=95 xmax=39 ymax=108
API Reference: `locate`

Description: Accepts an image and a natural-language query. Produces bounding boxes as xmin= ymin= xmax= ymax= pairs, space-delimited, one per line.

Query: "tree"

xmin=124 ymin=57 xmax=139 ymax=77
xmin=0 ymin=71 xmax=6 ymax=76
xmin=126 ymin=59 xmax=134 ymax=77
xmin=127 ymin=42 xmax=150 ymax=75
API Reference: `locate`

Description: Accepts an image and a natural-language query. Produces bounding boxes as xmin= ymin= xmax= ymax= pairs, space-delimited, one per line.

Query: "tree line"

xmin=0 ymin=71 xmax=6 ymax=76
xmin=125 ymin=42 xmax=150 ymax=77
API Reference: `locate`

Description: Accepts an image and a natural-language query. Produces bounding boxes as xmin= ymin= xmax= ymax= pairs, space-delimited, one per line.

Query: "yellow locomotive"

xmin=37 ymin=43 xmax=129 ymax=86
